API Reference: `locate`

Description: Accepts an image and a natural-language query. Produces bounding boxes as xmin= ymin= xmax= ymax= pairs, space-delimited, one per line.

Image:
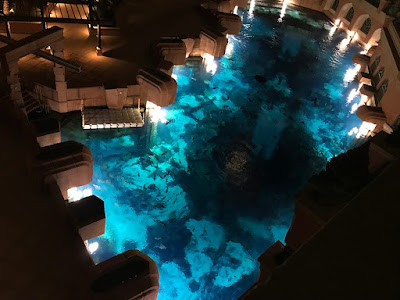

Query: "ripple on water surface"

xmin=62 ymin=4 xmax=363 ymax=300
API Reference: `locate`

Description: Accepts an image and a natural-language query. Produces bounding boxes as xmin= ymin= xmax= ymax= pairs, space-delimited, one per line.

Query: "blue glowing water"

xmin=61 ymin=4 xmax=363 ymax=299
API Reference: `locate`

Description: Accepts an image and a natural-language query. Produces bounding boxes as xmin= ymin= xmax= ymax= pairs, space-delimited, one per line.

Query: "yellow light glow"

xmin=335 ymin=19 xmax=341 ymax=26
xmin=147 ymin=101 xmax=167 ymax=123
xmin=233 ymin=6 xmax=238 ymax=14
xmin=171 ymin=74 xmax=178 ymax=80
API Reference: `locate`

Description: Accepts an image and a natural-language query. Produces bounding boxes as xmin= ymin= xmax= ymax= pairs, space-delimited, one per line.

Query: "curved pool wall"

xmin=61 ymin=3 xmax=363 ymax=300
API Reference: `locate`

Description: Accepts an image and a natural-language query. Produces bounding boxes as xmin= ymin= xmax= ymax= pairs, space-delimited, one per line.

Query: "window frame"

xmin=345 ymin=7 xmax=354 ymax=22
xmin=360 ymin=18 xmax=372 ymax=35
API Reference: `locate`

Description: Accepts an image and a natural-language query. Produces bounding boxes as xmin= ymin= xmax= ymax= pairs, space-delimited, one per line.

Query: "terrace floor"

xmin=0 ymin=0 xmax=215 ymax=92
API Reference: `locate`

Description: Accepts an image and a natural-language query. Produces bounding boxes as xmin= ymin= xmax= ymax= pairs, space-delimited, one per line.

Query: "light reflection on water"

xmin=62 ymin=4 xmax=363 ymax=300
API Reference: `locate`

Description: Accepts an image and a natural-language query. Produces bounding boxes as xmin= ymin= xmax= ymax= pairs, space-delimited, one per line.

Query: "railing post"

xmin=40 ymin=3 xmax=47 ymax=30
xmin=96 ymin=24 xmax=102 ymax=55
xmin=4 ymin=20 xmax=11 ymax=38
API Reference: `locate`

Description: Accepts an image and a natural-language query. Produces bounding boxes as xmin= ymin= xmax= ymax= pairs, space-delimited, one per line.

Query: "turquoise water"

xmin=61 ymin=3 xmax=363 ymax=299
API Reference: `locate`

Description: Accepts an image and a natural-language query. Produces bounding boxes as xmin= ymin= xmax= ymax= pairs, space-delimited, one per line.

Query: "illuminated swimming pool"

xmin=62 ymin=3 xmax=363 ymax=299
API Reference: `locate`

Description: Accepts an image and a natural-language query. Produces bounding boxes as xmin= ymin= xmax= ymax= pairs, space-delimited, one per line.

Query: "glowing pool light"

xmin=360 ymin=43 xmax=371 ymax=55
xmin=356 ymin=122 xmax=376 ymax=139
xmin=171 ymin=74 xmax=178 ymax=80
xmin=67 ymin=187 xmax=93 ymax=202
xmin=337 ymin=37 xmax=351 ymax=52
xmin=343 ymin=64 xmax=361 ymax=86
xmin=147 ymin=101 xmax=168 ymax=123
xmin=203 ymin=53 xmax=217 ymax=75
xmin=346 ymin=88 xmax=359 ymax=104
xmin=329 ymin=25 xmax=337 ymax=38
xmin=226 ymin=38 xmax=234 ymax=57
xmin=87 ymin=242 xmax=99 ymax=254
xmin=233 ymin=6 xmax=238 ymax=14
xmin=248 ymin=0 xmax=256 ymax=18
xmin=278 ymin=0 xmax=289 ymax=22
xmin=348 ymin=127 xmax=359 ymax=136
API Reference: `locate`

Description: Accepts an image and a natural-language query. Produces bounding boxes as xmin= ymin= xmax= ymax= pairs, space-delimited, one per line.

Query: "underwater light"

xmin=147 ymin=101 xmax=168 ymax=123
xmin=226 ymin=41 xmax=234 ymax=57
xmin=343 ymin=64 xmax=361 ymax=86
xmin=203 ymin=53 xmax=217 ymax=75
xmin=329 ymin=25 xmax=337 ymax=38
xmin=87 ymin=242 xmax=99 ymax=254
xmin=278 ymin=0 xmax=289 ymax=22
xmin=338 ymin=37 xmax=351 ymax=51
xmin=67 ymin=187 xmax=93 ymax=202
xmin=346 ymin=88 xmax=358 ymax=104
xmin=356 ymin=122 xmax=376 ymax=139
xmin=248 ymin=0 xmax=256 ymax=18
xmin=350 ymin=102 xmax=359 ymax=114
xmin=348 ymin=127 xmax=359 ymax=136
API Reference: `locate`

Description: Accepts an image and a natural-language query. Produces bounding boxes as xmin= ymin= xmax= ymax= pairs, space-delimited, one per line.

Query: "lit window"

xmin=360 ymin=18 xmax=371 ymax=35
xmin=345 ymin=7 xmax=354 ymax=22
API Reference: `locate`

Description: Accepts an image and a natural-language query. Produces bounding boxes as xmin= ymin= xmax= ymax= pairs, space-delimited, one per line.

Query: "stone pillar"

xmin=5 ymin=60 xmax=24 ymax=110
xmin=52 ymin=39 xmax=68 ymax=113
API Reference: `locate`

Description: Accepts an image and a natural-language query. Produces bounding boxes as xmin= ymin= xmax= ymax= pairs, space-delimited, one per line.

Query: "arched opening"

xmin=375 ymin=79 xmax=388 ymax=105
xmin=368 ymin=28 xmax=382 ymax=46
xmin=345 ymin=7 xmax=354 ymax=22
xmin=331 ymin=0 xmax=339 ymax=11
xmin=337 ymin=3 xmax=352 ymax=19
xmin=366 ymin=0 xmax=380 ymax=8
xmin=371 ymin=56 xmax=381 ymax=73
xmin=324 ymin=0 xmax=337 ymax=10
xmin=351 ymin=14 xmax=369 ymax=33
xmin=360 ymin=18 xmax=372 ymax=34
